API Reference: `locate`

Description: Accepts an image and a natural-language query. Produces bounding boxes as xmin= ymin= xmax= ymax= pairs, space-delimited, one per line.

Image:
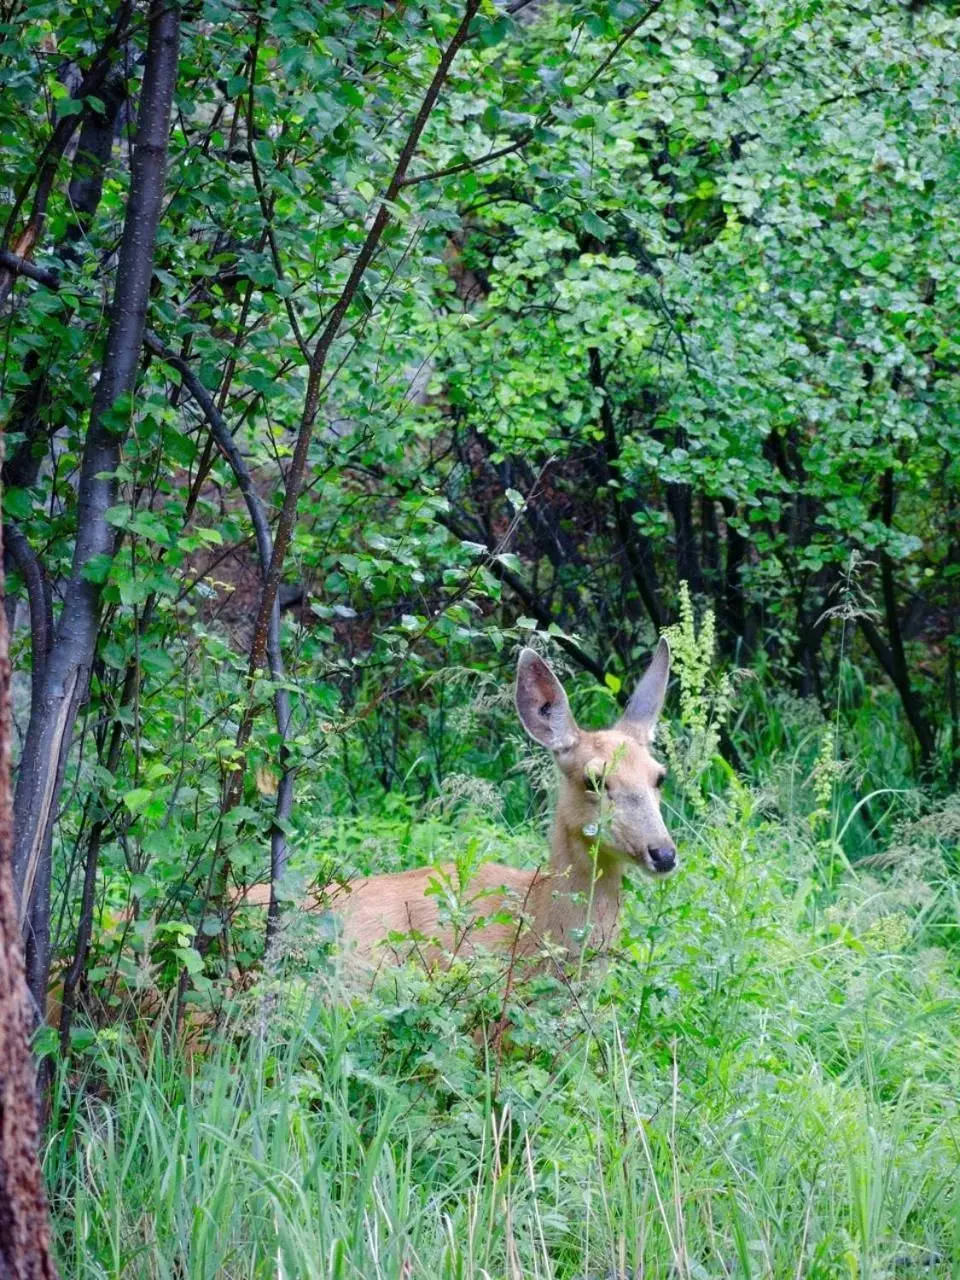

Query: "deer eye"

xmin=585 ymin=773 xmax=608 ymax=794
xmin=655 ymin=771 xmax=666 ymax=789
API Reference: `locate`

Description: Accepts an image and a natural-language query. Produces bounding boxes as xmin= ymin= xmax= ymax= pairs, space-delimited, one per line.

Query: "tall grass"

xmin=46 ymin=769 xmax=960 ymax=1278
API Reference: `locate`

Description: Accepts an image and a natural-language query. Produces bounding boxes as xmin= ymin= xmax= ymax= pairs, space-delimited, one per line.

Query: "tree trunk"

xmin=0 ymin=531 xmax=59 ymax=1279
xmin=586 ymin=348 xmax=664 ymax=630
xmin=719 ymin=497 xmax=751 ymax=656
xmin=874 ymin=468 xmax=935 ymax=767
xmin=665 ymin=480 xmax=707 ymax=598
xmin=11 ymin=2 xmax=181 ymax=1017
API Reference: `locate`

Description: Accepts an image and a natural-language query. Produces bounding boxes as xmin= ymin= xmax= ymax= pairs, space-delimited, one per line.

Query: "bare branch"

xmin=401 ymin=134 xmax=533 ymax=188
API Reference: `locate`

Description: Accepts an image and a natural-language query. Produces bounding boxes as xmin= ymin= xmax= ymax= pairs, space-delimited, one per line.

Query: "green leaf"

xmin=2 ymin=488 xmax=32 ymax=520
xmin=581 ymin=211 xmax=613 ymax=240
xmin=122 ymin=788 xmax=153 ymax=815
xmin=81 ymin=554 xmax=114 ymax=584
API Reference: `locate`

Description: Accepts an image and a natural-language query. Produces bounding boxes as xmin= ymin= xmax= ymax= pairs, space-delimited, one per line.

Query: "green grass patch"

xmin=46 ymin=782 xmax=960 ymax=1278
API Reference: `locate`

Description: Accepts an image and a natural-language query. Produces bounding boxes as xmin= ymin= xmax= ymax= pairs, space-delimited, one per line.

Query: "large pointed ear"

xmin=516 ymin=649 xmax=580 ymax=752
xmin=619 ymin=637 xmax=671 ymax=742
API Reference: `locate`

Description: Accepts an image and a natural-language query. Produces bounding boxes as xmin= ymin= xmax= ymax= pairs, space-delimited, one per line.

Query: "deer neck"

xmin=528 ymin=815 xmax=624 ymax=957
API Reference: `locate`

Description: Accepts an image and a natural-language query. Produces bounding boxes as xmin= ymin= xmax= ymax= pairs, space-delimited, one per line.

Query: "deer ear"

xmin=619 ymin=637 xmax=671 ymax=742
xmin=516 ymin=649 xmax=580 ymax=752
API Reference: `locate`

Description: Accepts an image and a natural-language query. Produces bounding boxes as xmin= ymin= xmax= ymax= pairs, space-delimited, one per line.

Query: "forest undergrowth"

xmin=43 ymin=646 xmax=960 ymax=1280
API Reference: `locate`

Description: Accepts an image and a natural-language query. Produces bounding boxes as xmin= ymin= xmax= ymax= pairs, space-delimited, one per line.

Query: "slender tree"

xmin=11 ymin=1 xmax=181 ymax=1015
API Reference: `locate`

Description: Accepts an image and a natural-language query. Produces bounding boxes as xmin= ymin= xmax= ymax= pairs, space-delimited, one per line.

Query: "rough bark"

xmin=12 ymin=2 xmax=181 ymax=1016
xmin=0 ymin=530 xmax=59 ymax=1280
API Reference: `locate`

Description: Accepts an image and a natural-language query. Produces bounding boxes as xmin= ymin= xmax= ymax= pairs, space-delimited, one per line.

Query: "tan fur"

xmin=234 ymin=644 xmax=676 ymax=977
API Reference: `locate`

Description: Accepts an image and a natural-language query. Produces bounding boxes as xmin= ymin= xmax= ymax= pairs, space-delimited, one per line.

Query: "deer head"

xmin=516 ymin=641 xmax=676 ymax=876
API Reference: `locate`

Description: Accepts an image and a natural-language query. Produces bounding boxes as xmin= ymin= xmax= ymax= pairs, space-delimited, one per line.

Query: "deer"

xmin=236 ymin=640 xmax=676 ymax=976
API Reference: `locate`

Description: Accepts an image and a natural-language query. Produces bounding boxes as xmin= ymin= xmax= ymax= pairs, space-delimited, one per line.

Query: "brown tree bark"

xmin=0 ymin=529 xmax=59 ymax=1279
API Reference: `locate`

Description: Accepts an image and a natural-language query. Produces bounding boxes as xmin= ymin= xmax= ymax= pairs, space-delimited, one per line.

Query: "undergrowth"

xmin=45 ymin=612 xmax=960 ymax=1277
xmin=46 ymin=780 xmax=960 ymax=1278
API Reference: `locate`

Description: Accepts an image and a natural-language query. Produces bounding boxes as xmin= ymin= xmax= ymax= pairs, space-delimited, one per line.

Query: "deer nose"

xmin=648 ymin=845 xmax=676 ymax=873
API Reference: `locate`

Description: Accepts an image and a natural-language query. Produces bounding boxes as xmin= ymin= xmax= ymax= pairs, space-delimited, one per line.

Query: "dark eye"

xmin=586 ymin=774 xmax=608 ymax=794
xmin=655 ymin=772 xmax=666 ymax=789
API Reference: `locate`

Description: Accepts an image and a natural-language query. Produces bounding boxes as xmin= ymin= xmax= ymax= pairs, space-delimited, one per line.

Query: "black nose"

xmin=648 ymin=845 xmax=676 ymax=872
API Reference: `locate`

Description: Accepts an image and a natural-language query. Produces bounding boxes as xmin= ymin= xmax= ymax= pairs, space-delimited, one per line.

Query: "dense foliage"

xmin=1 ymin=0 xmax=959 ymax=1274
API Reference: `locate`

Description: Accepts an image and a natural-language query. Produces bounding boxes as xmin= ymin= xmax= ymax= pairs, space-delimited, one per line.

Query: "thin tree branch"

xmin=0 ymin=251 xmax=59 ymax=291
xmin=143 ymin=331 xmax=295 ymax=934
xmin=402 ymin=0 xmax=667 ymax=189
xmin=57 ymin=650 xmax=139 ymax=1057
xmin=401 ymin=135 xmax=533 ymax=188
xmin=244 ymin=23 xmax=311 ymax=363
xmin=228 ymin=0 xmax=483 ymax=801
xmin=3 ymin=523 xmax=52 ymax=709
xmin=0 ymin=1 xmax=134 ymax=304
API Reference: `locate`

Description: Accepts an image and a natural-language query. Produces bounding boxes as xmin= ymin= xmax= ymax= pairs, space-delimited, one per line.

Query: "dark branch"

xmin=401 ymin=134 xmax=532 ymax=188
xmin=402 ymin=0 xmax=667 ymax=190
xmin=11 ymin=0 xmax=180 ymax=1021
xmin=0 ymin=1 xmax=134 ymax=304
xmin=0 ymin=251 xmax=59 ymax=291
xmin=436 ymin=512 xmax=608 ymax=685
xmin=3 ymin=524 xmax=52 ymax=709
